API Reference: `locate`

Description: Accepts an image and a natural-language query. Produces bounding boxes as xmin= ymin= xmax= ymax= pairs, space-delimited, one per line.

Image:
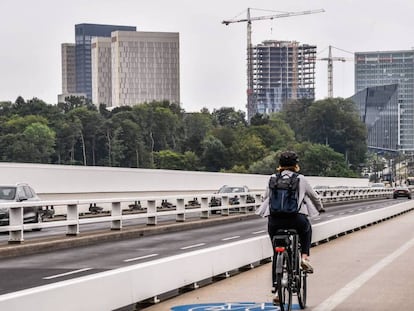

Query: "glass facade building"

xmin=355 ymin=50 xmax=414 ymax=151
xmin=75 ymin=23 xmax=136 ymax=99
xmin=350 ymin=84 xmax=399 ymax=151
xmin=252 ymin=41 xmax=316 ymax=115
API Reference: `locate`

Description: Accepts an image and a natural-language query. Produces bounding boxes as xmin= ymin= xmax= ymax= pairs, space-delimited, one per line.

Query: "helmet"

xmin=279 ymin=151 xmax=299 ymax=167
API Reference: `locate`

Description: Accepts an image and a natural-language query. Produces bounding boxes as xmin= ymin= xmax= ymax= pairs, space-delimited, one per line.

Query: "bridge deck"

xmin=144 ymin=209 xmax=414 ymax=310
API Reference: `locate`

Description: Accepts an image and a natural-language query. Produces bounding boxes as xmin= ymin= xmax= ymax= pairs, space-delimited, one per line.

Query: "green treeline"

xmin=0 ymin=96 xmax=367 ymax=177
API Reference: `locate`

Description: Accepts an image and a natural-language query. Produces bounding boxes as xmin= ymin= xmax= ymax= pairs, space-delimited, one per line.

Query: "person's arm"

xmin=302 ymin=177 xmax=325 ymax=212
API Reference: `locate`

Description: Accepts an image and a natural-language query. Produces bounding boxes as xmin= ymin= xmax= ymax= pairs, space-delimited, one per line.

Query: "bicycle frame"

xmin=272 ymin=229 xmax=307 ymax=311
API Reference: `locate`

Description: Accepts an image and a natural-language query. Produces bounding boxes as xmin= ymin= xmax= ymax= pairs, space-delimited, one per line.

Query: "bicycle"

xmin=272 ymin=229 xmax=307 ymax=311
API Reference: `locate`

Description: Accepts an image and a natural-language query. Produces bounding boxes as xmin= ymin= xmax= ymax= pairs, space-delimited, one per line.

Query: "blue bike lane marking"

xmin=171 ymin=302 xmax=302 ymax=310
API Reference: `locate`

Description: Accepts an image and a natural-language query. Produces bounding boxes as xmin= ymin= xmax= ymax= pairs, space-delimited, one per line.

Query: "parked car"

xmin=209 ymin=185 xmax=255 ymax=214
xmin=393 ymin=186 xmax=412 ymax=199
xmin=0 ymin=183 xmax=44 ymax=228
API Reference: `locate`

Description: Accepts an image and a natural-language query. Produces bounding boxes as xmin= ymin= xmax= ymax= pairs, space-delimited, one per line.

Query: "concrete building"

xmin=252 ymin=40 xmax=316 ymax=115
xmin=350 ymin=84 xmax=399 ymax=152
xmin=355 ymin=50 xmax=414 ymax=151
xmin=74 ymin=23 xmax=136 ymax=99
xmin=108 ymin=31 xmax=180 ymax=107
xmin=91 ymin=37 xmax=112 ymax=107
xmin=61 ymin=43 xmax=76 ymax=94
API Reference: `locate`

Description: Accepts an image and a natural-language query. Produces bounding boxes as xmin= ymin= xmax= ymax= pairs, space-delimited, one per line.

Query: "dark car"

xmin=0 ymin=183 xmax=44 ymax=227
xmin=393 ymin=186 xmax=412 ymax=199
xmin=209 ymin=185 xmax=255 ymax=213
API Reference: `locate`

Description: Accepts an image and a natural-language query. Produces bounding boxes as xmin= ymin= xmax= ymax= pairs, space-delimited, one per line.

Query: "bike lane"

xmin=143 ymin=209 xmax=414 ymax=311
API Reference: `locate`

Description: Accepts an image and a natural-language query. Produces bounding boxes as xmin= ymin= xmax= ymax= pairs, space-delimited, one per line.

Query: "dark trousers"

xmin=268 ymin=213 xmax=312 ymax=256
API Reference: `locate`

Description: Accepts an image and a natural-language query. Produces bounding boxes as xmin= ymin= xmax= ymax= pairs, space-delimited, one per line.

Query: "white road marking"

xmin=313 ymin=217 xmax=321 ymax=221
xmin=252 ymin=230 xmax=266 ymax=235
xmin=180 ymin=243 xmax=206 ymax=250
xmin=43 ymin=268 xmax=92 ymax=280
xmin=124 ymin=253 xmax=159 ymax=262
xmin=327 ymin=215 xmax=334 ymax=218
xmin=221 ymin=236 xmax=240 ymax=241
xmin=339 ymin=212 xmax=345 ymax=215
xmin=313 ymin=236 xmax=414 ymax=311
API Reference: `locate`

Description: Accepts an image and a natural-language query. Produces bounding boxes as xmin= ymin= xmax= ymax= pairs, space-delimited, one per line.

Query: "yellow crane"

xmin=222 ymin=8 xmax=325 ymax=120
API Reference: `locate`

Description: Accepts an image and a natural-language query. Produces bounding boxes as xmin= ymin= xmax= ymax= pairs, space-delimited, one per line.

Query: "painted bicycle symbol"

xmin=171 ymin=302 xmax=280 ymax=311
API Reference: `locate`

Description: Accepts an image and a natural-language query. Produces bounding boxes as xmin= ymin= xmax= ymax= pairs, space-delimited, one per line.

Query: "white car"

xmin=0 ymin=183 xmax=44 ymax=228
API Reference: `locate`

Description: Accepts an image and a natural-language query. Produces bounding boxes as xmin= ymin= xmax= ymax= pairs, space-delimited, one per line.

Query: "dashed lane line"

xmin=124 ymin=253 xmax=159 ymax=262
xmin=313 ymin=235 xmax=414 ymax=311
xmin=180 ymin=243 xmax=206 ymax=250
xmin=221 ymin=236 xmax=240 ymax=241
xmin=252 ymin=230 xmax=266 ymax=235
xmin=43 ymin=268 xmax=93 ymax=280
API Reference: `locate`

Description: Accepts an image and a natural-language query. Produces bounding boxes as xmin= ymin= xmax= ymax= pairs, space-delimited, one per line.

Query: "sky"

xmin=1 ymin=0 xmax=414 ymax=114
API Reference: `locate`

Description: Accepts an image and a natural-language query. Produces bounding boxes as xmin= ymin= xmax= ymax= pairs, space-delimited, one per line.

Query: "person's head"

xmin=278 ymin=151 xmax=300 ymax=172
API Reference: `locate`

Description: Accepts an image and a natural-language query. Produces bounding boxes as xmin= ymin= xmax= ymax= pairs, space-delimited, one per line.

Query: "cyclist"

xmin=256 ymin=151 xmax=325 ymax=296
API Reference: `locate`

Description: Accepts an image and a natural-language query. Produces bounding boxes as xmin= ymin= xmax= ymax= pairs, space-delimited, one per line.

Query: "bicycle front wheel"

xmin=275 ymin=252 xmax=293 ymax=311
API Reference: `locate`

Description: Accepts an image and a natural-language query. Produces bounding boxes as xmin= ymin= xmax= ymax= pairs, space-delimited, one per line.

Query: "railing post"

xmin=176 ymin=198 xmax=185 ymax=222
xmin=111 ymin=202 xmax=122 ymax=230
xmin=147 ymin=200 xmax=157 ymax=226
xmin=239 ymin=195 xmax=247 ymax=214
xmin=221 ymin=196 xmax=230 ymax=216
xmin=200 ymin=197 xmax=209 ymax=219
xmin=8 ymin=206 xmax=24 ymax=244
xmin=66 ymin=204 xmax=79 ymax=236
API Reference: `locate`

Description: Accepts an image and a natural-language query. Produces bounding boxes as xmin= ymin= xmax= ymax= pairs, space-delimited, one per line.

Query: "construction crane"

xmin=222 ymin=8 xmax=325 ymax=121
xmin=317 ymin=45 xmax=346 ymax=98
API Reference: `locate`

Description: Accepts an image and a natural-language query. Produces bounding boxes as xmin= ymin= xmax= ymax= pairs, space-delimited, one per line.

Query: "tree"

xmin=201 ymin=135 xmax=228 ymax=171
xmin=301 ymin=98 xmax=367 ymax=168
xmin=295 ymin=142 xmax=357 ymax=177
xmin=212 ymin=107 xmax=247 ymax=128
xmin=182 ymin=112 xmax=213 ymax=156
xmin=231 ymin=133 xmax=267 ymax=169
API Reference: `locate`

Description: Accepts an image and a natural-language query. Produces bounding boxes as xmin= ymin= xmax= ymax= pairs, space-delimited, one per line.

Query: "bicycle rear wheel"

xmin=275 ymin=252 xmax=293 ymax=311
xmin=297 ymin=269 xmax=307 ymax=309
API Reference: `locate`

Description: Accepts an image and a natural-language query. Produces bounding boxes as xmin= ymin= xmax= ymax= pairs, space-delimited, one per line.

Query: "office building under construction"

xmin=252 ymin=40 xmax=316 ymax=115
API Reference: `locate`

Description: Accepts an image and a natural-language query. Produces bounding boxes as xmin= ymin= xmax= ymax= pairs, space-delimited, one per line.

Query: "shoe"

xmin=273 ymin=294 xmax=280 ymax=305
xmin=301 ymin=258 xmax=314 ymax=273
xmin=271 ymin=286 xmax=276 ymax=294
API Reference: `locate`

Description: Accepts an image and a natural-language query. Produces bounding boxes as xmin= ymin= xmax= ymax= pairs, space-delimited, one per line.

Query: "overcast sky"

xmin=1 ymin=0 xmax=414 ymax=113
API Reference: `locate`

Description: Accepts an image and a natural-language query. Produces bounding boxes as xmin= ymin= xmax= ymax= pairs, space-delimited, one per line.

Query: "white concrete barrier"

xmin=0 ymin=162 xmax=370 ymax=196
xmin=0 ymin=200 xmax=412 ymax=311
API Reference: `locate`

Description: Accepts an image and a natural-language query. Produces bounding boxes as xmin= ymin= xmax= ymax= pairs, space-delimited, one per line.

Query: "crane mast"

xmin=318 ymin=45 xmax=346 ymax=98
xmin=223 ymin=8 xmax=325 ymax=121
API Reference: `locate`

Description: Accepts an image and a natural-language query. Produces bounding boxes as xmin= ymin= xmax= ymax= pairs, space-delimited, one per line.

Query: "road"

xmin=0 ymin=198 xmax=404 ymax=297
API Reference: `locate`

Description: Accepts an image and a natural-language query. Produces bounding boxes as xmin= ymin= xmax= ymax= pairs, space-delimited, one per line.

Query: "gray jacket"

xmin=256 ymin=170 xmax=324 ymax=218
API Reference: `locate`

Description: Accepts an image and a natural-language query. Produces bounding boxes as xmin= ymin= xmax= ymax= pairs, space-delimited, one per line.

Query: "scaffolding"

xmin=252 ymin=40 xmax=316 ymax=115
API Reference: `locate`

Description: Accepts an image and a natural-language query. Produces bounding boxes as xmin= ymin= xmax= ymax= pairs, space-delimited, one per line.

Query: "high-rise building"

xmin=252 ymin=40 xmax=316 ymax=115
xmin=350 ymin=84 xmax=399 ymax=151
xmin=91 ymin=31 xmax=180 ymax=108
xmin=75 ymin=23 xmax=136 ymax=99
xmin=61 ymin=43 xmax=76 ymax=94
xmin=91 ymin=37 xmax=112 ymax=107
xmin=355 ymin=50 xmax=414 ymax=151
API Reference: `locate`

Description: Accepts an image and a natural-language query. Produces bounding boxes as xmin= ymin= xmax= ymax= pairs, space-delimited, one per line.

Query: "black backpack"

xmin=269 ymin=172 xmax=300 ymax=215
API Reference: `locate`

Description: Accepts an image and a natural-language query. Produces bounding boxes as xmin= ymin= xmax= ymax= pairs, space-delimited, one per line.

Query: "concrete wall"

xmin=0 ymin=163 xmax=369 ymax=196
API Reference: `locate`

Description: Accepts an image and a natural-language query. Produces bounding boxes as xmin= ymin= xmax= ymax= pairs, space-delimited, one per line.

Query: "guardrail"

xmin=0 ymin=187 xmax=394 ymax=243
xmin=0 ymin=195 xmax=411 ymax=311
